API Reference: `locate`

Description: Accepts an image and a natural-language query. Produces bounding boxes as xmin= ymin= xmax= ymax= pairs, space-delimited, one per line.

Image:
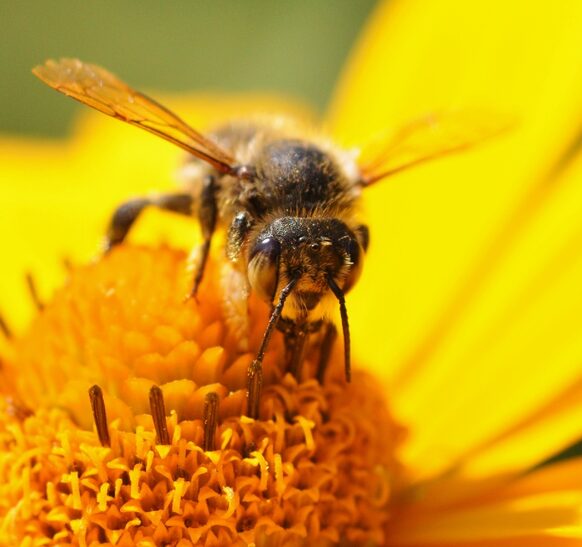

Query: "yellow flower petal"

xmin=388 ymin=458 xmax=582 ymax=545
xmin=460 ymin=378 xmax=582 ymax=480
xmin=329 ymin=0 xmax=582 ymax=150
xmin=391 ymin=150 xmax=582 ymax=479
xmin=326 ymin=0 xmax=582 ymax=478
xmin=486 ymin=457 xmax=582 ymax=501
xmin=389 ymin=491 xmax=582 ymax=545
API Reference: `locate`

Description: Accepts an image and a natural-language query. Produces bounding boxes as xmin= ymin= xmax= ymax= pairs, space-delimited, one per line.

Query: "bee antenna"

xmin=257 ymin=277 xmax=298 ymax=363
xmin=327 ymin=276 xmax=351 ymax=382
xmin=246 ymin=276 xmax=298 ymax=419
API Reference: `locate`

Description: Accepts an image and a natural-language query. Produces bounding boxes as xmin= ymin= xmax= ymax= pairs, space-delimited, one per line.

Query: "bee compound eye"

xmin=248 ymin=237 xmax=281 ymax=302
xmin=341 ymin=238 xmax=364 ymax=294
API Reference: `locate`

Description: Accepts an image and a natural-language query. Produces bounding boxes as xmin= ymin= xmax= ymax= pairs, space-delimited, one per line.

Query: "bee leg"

xmin=285 ymin=323 xmax=308 ymax=382
xmin=226 ymin=211 xmax=253 ymax=261
xmin=218 ymin=213 xmax=255 ymax=348
xmin=106 ymin=193 xmax=193 ymax=250
xmin=246 ymin=278 xmax=298 ymax=419
xmin=220 ymin=261 xmax=251 ymax=351
xmin=189 ymin=175 xmax=218 ymax=297
xmin=316 ymin=322 xmax=338 ymax=384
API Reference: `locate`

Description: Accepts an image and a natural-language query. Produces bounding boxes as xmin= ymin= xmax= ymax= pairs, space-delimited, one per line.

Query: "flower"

xmin=3 ymin=0 xmax=582 ymax=545
xmin=0 ymin=246 xmax=405 ymax=545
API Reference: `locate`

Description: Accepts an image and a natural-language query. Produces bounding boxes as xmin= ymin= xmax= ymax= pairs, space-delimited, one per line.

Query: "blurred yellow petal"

xmin=326 ymin=0 xmax=582 ymax=478
xmin=487 ymin=457 xmax=582 ymax=502
xmin=389 ymin=491 xmax=582 ymax=546
xmin=389 ymin=458 xmax=582 ymax=545
xmin=460 ymin=379 xmax=582 ymax=480
xmin=392 ymin=146 xmax=582 ymax=479
xmin=329 ymin=0 xmax=582 ymax=151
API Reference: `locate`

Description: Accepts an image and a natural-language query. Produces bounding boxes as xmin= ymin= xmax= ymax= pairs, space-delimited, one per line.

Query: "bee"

xmin=33 ymin=59 xmax=508 ymax=418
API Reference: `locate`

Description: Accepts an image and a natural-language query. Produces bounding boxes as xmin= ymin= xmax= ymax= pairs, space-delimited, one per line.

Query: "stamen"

xmin=149 ymin=385 xmax=170 ymax=445
xmin=0 ymin=311 xmax=12 ymax=339
xmin=25 ymin=272 xmax=44 ymax=312
xmin=62 ymin=256 xmax=73 ymax=273
xmin=88 ymin=385 xmax=110 ymax=447
xmin=327 ymin=276 xmax=351 ymax=382
xmin=203 ymin=392 xmax=219 ymax=451
xmin=246 ymin=360 xmax=263 ymax=420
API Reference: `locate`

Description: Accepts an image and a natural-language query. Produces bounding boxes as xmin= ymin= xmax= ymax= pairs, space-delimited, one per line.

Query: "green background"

xmin=0 ymin=1 xmax=377 ymax=138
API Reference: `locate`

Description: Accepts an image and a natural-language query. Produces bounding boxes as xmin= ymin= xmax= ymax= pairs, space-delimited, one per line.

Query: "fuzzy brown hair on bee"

xmin=33 ymin=58 xmax=510 ymax=418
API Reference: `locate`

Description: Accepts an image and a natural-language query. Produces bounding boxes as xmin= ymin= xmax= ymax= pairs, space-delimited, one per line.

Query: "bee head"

xmin=247 ymin=217 xmax=368 ymax=316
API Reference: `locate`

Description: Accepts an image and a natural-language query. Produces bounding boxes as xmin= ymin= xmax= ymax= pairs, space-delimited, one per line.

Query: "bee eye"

xmin=248 ymin=237 xmax=281 ymax=302
xmin=342 ymin=238 xmax=364 ymax=294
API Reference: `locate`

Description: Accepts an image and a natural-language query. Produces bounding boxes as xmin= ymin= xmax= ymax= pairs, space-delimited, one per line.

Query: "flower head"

xmin=0 ymin=246 xmax=405 ymax=545
xmin=4 ymin=0 xmax=582 ymax=545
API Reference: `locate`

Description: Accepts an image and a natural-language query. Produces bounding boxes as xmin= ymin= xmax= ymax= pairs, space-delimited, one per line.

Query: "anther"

xmin=25 ymin=272 xmax=44 ymax=311
xmin=0 ymin=312 xmax=12 ymax=339
xmin=88 ymin=385 xmax=111 ymax=447
xmin=246 ymin=360 xmax=263 ymax=420
xmin=203 ymin=392 xmax=219 ymax=451
xmin=149 ymin=385 xmax=170 ymax=445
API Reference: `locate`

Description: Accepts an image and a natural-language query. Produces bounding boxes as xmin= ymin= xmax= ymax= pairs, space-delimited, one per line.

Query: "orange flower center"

xmin=0 ymin=245 xmax=405 ymax=546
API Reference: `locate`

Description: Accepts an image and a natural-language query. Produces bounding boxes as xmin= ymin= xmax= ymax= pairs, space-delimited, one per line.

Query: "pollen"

xmin=0 ymin=245 xmax=405 ymax=546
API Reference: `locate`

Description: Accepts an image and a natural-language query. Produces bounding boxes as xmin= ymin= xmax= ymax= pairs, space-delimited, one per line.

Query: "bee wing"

xmin=33 ymin=58 xmax=237 ymax=174
xmin=358 ymin=109 xmax=514 ymax=186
